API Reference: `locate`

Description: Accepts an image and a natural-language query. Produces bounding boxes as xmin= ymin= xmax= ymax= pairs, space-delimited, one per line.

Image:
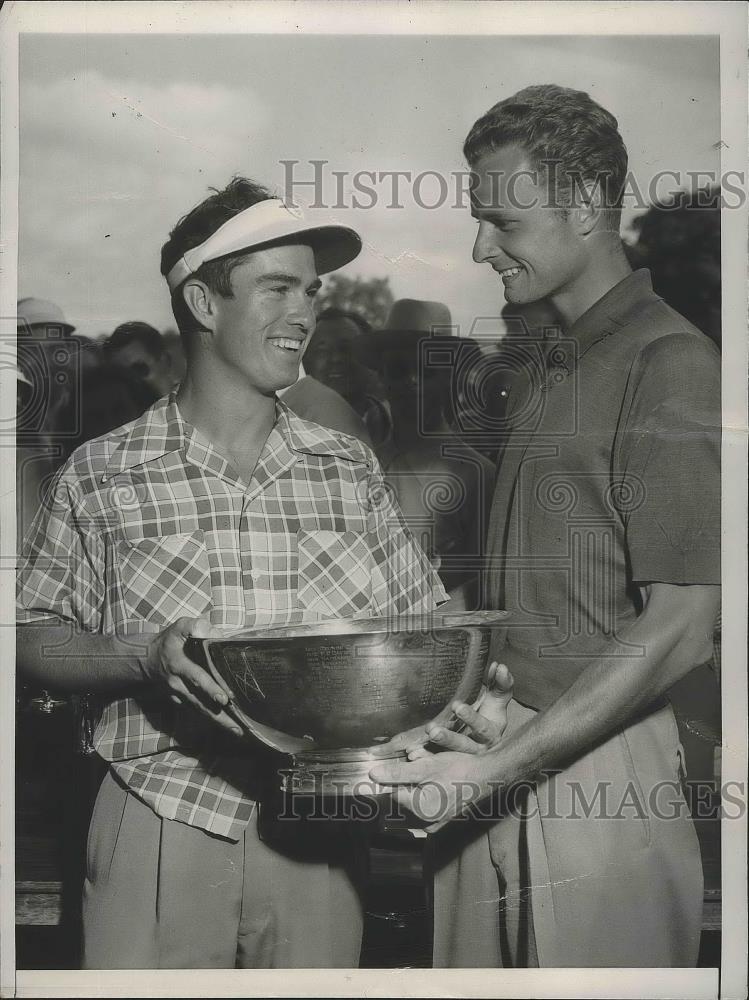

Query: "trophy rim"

xmin=208 ymin=609 xmax=510 ymax=644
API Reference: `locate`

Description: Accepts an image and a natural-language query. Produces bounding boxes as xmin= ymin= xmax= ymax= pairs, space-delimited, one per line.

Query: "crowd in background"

xmin=16 ymin=187 xmax=721 ymax=571
xmin=15 ymin=187 xmax=722 ymax=749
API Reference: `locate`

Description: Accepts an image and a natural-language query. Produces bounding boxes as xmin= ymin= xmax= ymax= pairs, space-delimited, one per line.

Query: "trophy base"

xmin=281 ymin=746 xmax=406 ymax=796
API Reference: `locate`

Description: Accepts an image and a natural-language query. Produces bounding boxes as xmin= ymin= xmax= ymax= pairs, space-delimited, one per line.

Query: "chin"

xmin=504 ymin=286 xmax=539 ymax=307
xmin=257 ymin=367 xmax=299 ymax=396
xmin=277 ymin=372 xmax=301 ymax=391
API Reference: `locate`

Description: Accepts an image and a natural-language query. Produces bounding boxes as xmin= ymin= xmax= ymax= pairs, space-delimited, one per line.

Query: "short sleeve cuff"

xmin=629 ymin=544 xmax=720 ymax=586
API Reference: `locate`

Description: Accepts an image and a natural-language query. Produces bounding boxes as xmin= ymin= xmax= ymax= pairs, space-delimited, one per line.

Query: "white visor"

xmin=166 ymin=198 xmax=361 ymax=291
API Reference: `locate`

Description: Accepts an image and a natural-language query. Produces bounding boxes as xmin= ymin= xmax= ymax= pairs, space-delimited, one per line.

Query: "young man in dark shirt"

xmin=372 ymin=84 xmax=721 ymax=968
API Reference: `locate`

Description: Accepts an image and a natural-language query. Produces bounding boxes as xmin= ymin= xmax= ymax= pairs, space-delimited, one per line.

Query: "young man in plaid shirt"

xmin=16 ymin=177 xmax=447 ymax=968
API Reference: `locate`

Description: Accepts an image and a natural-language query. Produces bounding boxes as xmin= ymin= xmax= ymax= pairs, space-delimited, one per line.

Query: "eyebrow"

xmin=257 ymin=272 xmax=322 ymax=291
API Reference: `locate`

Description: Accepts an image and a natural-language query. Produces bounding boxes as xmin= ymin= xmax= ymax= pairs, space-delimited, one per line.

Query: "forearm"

xmin=17 ymin=621 xmax=152 ymax=695
xmin=473 ymin=586 xmax=718 ymax=791
xmin=17 ymin=615 xmax=241 ymax=734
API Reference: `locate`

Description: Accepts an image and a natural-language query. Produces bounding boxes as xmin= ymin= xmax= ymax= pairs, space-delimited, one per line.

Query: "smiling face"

xmin=303 ymin=316 xmax=360 ymax=397
xmin=209 ymin=243 xmax=320 ymax=394
xmin=470 ymin=144 xmax=588 ymax=309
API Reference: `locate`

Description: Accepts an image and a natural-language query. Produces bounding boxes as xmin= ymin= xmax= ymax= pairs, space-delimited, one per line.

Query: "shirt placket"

xmin=238 ymin=418 xmax=300 ymax=627
xmin=184 ymin=434 xmax=250 ymax=629
xmin=239 ymin=496 xmax=260 ymax=621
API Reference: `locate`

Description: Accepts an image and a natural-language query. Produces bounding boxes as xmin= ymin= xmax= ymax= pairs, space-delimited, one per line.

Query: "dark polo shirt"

xmin=487 ymin=269 xmax=721 ymax=708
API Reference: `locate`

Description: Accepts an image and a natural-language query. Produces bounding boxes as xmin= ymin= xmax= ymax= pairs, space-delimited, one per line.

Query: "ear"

xmin=182 ymin=278 xmax=218 ymax=334
xmin=570 ymin=178 xmax=605 ymax=238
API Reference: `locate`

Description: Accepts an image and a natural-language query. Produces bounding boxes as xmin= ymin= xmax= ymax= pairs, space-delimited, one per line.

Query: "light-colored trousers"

xmin=82 ymin=770 xmax=365 ymax=969
xmin=429 ymin=700 xmax=704 ymax=968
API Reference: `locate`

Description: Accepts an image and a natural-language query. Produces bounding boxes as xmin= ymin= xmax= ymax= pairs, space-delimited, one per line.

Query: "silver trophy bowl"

xmin=186 ymin=610 xmax=509 ymax=795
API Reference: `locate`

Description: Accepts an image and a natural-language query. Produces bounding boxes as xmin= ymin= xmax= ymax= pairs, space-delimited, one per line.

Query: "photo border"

xmin=1 ymin=3 xmax=746 ymax=998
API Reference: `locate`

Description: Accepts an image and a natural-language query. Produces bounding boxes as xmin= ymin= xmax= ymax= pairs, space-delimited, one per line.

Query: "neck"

xmin=550 ymin=235 xmax=632 ymax=328
xmin=176 ymin=355 xmax=276 ymax=453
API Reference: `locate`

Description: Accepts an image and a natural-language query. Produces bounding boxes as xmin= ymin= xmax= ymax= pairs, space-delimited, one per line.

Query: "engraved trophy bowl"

xmin=185 ymin=610 xmax=510 ymax=796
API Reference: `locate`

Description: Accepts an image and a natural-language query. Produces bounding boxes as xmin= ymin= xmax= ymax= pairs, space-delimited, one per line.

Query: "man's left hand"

xmin=369 ymin=751 xmax=494 ymax=833
xmin=407 ymin=662 xmax=514 ymax=758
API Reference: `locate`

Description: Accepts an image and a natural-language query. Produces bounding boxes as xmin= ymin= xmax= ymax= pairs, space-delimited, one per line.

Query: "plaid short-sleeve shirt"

xmin=17 ymin=393 xmax=446 ymax=839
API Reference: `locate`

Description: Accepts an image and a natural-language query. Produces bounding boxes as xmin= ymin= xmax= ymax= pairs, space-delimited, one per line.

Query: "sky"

xmin=18 ymin=32 xmax=720 ymax=340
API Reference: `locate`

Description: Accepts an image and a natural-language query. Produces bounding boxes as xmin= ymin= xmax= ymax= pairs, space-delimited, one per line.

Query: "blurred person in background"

xmin=302 ymin=308 xmax=360 ymax=399
xmin=50 ymin=339 xmax=161 ymax=465
xmin=355 ymin=299 xmax=496 ymax=607
xmin=626 ymin=186 xmax=721 ymax=349
xmin=278 ymin=357 xmax=373 ymax=445
xmin=103 ymin=320 xmax=176 ymax=399
xmin=302 ymin=307 xmax=390 ymax=450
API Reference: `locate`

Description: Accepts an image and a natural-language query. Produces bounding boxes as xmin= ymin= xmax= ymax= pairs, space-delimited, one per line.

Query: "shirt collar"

xmin=565 ymin=268 xmax=658 ymax=351
xmin=103 ymin=393 xmax=183 ymax=480
xmin=104 ymin=391 xmax=368 ymax=480
xmin=535 ymin=269 xmax=660 ymax=381
xmin=277 ymin=398 xmax=368 ymax=463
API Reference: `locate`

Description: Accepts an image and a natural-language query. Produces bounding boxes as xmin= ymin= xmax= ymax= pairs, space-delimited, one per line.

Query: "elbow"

xmin=16 ymin=621 xmax=62 ymax=690
xmin=686 ymin=632 xmax=715 ymax=669
xmin=670 ymin=628 xmax=715 ymax=679
xmin=16 ymin=639 xmax=45 ymax=688
xmin=644 ymin=583 xmax=720 ymax=682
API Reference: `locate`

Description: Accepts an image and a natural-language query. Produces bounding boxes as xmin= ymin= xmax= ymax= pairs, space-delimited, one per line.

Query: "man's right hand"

xmin=142 ymin=617 xmax=243 ymax=736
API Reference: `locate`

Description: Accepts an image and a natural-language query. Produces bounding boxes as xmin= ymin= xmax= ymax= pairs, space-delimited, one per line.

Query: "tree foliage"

xmin=315 ymin=274 xmax=394 ymax=330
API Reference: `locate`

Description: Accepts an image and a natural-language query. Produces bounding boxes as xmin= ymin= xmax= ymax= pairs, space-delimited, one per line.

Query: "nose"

xmin=286 ymin=292 xmax=316 ymax=336
xmin=472 ymin=220 xmax=500 ymax=264
xmin=331 ymin=344 xmax=349 ymax=366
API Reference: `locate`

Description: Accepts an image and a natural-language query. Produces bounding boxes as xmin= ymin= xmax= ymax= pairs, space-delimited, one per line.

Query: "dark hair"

xmin=160 ymin=176 xmax=274 ymax=335
xmin=105 ymin=321 xmax=164 ymax=358
xmin=464 ymin=84 xmax=628 ymax=223
xmin=315 ymin=307 xmax=372 ymax=335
